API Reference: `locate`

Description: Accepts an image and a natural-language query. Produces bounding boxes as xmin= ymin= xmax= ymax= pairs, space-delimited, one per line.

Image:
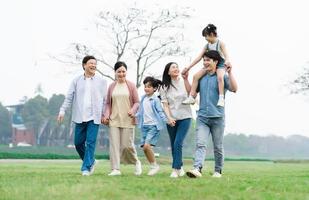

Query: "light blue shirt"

xmin=198 ymin=73 xmax=231 ymax=118
xmin=59 ymin=74 xmax=107 ymax=124
xmin=136 ymin=94 xmax=167 ymax=130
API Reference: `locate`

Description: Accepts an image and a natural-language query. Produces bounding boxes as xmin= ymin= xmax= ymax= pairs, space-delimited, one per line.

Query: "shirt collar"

xmin=146 ymin=94 xmax=156 ymax=100
xmin=83 ymin=73 xmax=95 ymax=80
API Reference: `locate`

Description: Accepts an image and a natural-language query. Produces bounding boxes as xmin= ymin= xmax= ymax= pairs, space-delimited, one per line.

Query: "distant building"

xmin=12 ymin=124 xmax=35 ymax=146
xmin=6 ymin=103 xmax=36 ymax=146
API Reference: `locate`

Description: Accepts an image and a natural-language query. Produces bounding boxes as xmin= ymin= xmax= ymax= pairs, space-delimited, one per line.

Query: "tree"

xmin=290 ymin=62 xmax=309 ymax=95
xmin=47 ymin=94 xmax=72 ymax=145
xmin=21 ymin=95 xmax=49 ymax=140
xmin=48 ymin=94 xmax=65 ymax=116
xmin=54 ymin=5 xmax=190 ymax=88
xmin=0 ymin=102 xmax=12 ymax=143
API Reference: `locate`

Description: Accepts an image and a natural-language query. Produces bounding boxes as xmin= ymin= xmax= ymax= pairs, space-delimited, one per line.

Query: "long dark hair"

xmin=162 ymin=62 xmax=177 ymax=90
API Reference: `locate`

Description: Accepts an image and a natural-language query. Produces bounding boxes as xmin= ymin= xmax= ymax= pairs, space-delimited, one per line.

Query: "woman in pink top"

xmin=102 ymin=61 xmax=142 ymax=176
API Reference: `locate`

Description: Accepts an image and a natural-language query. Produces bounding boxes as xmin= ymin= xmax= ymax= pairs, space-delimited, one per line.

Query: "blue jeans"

xmin=74 ymin=120 xmax=99 ymax=171
xmin=167 ymin=118 xmax=191 ymax=169
xmin=193 ymin=116 xmax=225 ymax=173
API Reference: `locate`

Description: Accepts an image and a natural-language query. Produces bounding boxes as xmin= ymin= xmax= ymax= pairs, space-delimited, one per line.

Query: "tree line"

xmin=1 ymin=96 xmax=309 ymax=159
xmin=0 ymin=95 xmax=72 ymax=145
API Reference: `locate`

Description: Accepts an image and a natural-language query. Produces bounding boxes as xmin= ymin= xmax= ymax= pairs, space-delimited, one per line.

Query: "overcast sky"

xmin=1 ymin=0 xmax=309 ymax=137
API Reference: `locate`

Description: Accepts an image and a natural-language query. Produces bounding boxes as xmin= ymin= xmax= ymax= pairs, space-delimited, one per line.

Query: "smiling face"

xmin=203 ymin=56 xmax=218 ymax=73
xmin=168 ymin=63 xmax=180 ymax=78
xmin=144 ymin=82 xmax=156 ymax=96
xmin=115 ymin=66 xmax=127 ymax=82
xmin=83 ymin=59 xmax=97 ymax=77
xmin=205 ymin=33 xmax=217 ymax=44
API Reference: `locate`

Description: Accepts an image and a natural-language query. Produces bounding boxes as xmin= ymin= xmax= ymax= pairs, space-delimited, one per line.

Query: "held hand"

xmin=57 ymin=114 xmax=64 ymax=124
xmin=102 ymin=117 xmax=109 ymax=125
xmin=181 ymin=67 xmax=189 ymax=75
xmin=224 ymin=60 xmax=231 ymax=67
xmin=225 ymin=63 xmax=232 ymax=73
xmin=128 ymin=111 xmax=134 ymax=118
xmin=224 ymin=61 xmax=232 ymax=70
xmin=168 ymin=117 xmax=176 ymax=127
xmin=181 ymin=71 xmax=189 ymax=80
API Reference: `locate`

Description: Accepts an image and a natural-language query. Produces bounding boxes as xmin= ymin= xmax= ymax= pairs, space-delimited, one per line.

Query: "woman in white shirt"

xmin=160 ymin=62 xmax=192 ymax=178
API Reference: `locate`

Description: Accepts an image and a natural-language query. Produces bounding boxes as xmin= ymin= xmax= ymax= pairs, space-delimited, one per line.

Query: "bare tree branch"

xmin=290 ymin=62 xmax=309 ymax=95
xmin=96 ymin=68 xmax=115 ymax=80
xmin=52 ymin=5 xmax=191 ymax=88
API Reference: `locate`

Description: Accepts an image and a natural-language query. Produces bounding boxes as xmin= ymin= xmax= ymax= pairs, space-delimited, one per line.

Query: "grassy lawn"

xmin=0 ymin=159 xmax=309 ymax=200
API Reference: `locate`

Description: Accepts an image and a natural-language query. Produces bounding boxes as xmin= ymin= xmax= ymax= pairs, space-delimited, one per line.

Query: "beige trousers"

xmin=109 ymin=127 xmax=139 ymax=170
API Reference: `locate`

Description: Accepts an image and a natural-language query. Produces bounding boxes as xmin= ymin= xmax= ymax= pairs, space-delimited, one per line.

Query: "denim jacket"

xmin=136 ymin=94 xmax=167 ymax=130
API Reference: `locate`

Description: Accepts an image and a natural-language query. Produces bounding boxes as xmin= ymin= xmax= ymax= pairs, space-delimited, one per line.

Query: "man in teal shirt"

xmin=187 ymin=50 xmax=237 ymax=178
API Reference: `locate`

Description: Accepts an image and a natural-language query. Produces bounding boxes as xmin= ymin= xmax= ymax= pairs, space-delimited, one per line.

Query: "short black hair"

xmin=114 ymin=61 xmax=127 ymax=71
xmin=82 ymin=56 xmax=96 ymax=70
xmin=203 ymin=50 xmax=223 ymax=63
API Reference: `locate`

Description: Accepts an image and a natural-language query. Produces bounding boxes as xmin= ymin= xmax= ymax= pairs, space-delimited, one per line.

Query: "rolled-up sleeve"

xmin=159 ymin=88 xmax=168 ymax=103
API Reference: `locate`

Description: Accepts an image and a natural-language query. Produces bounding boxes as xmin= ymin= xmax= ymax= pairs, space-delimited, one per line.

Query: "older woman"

xmin=102 ymin=61 xmax=142 ymax=176
xmin=160 ymin=62 xmax=192 ymax=178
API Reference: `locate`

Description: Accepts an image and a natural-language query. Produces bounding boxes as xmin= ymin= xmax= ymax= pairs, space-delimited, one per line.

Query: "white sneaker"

xmin=82 ymin=170 xmax=90 ymax=176
xmin=178 ymin=167 xmax=185 ymax=177
xmin=108 ymin=169 xmax=121 ymax=176
xmin=186 ymin=168 xmax=202 ymax=178
xmin=135 ymin=160 xmax=142 ymax=176
xmin=170 ymin=170 xmax=179 ymax=178
xmin=182 ymin=96 xmax=195 ymax=105
xmin=212 ymin=171 xmax=222 ymax=178
xmin=217 ymin=97 xmax=225 ymax=107
xmin=90 ymin=159 xmax=98 ymax=175
xmin=147 ymin=164 xmax=160 ymax=176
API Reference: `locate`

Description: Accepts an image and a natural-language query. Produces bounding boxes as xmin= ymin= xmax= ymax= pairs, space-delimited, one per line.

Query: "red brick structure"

xmin=12 ymin=125 xmax=35 ymax=146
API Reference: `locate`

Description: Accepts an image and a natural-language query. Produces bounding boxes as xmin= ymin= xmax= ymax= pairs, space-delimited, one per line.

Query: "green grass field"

xmin=0 ymin=159 xmax=309 ymax=200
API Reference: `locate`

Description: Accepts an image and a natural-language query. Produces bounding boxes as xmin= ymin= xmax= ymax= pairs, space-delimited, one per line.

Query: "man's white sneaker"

xmin=170 ymin=170 xmax=179 ymax=178
xmin=108 ymin=169 xmax=121 ymax=176
xmin=178 ymin=167 xmax=185 ymax=177
xmin=212 ymin=171 xmax=222 ymax=178
xmin=182 ymin=96 xmax=196 ymax=105
xmin=90 ymin=159 xmax=98 ymax=175
xmin=217 ymin=97 xmax=225 ymax=107
xmin=82 ymin=170 xmax=90 ymax=176
xmin=147 ymin=164 xmax=160 ymax=176
xmin=186 ymin=168 xmax=202 ymax=178
xmin=135 ymin=160 xmax=142 ymax=176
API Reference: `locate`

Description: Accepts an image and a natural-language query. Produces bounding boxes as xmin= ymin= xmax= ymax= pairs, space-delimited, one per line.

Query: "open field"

xmin=0 ymin=159 xmax=309 ymax=200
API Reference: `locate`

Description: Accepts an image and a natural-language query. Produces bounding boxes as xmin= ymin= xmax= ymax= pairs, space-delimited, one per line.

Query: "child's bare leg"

xmin=217 ymin=68 xmax=225 ymax=107
xmin=143 ymin=144 xmax=155 ymax=163
xmin=143 ymin=143 xmax=160 ymax=175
